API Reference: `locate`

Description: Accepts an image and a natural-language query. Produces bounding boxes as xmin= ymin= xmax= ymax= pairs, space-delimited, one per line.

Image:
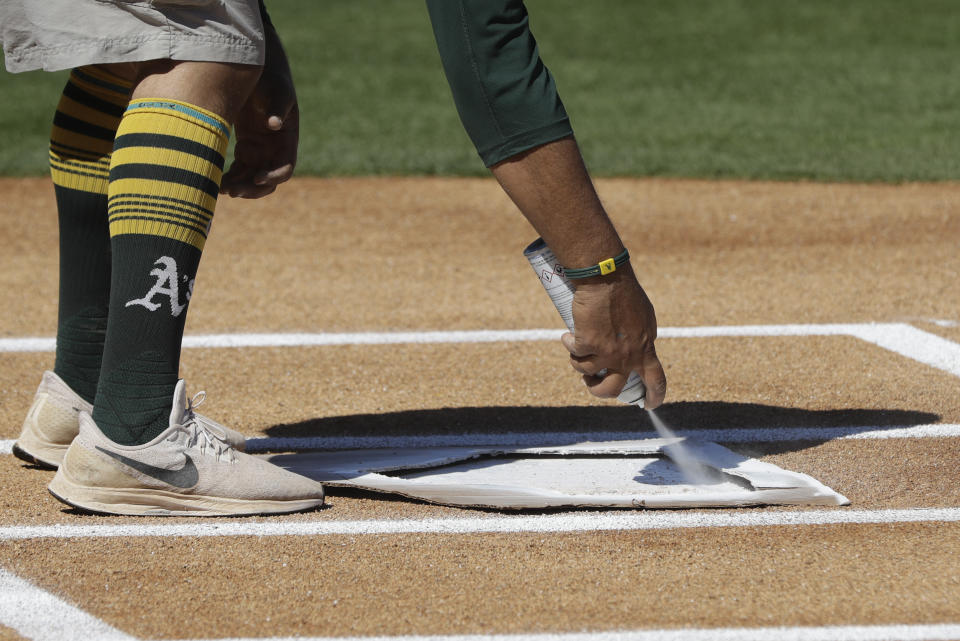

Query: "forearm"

xmin=492 ymin=136 xmax=666 ymax=407
xmin=490 ymin=137 xmax=626 ymax=271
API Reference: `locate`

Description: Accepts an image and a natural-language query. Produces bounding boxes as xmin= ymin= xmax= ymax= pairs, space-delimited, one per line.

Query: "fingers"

xmin=561 ymin=331 xmax=628 ymax=398
xmin=221 ymin=164 xmax=278 ymax=199
xmin=639 ymin=345 xmax=668 ymax=410
xmin=221 ymin=125 xmax=296 ymax=199
xmin=222 ymin=182 xmax=277 ymax=199
xmin=253 ymin=162 xmax=295 ymax=187
xmin=228 ymin=184 xmax=277 ymax=199
xmin=222 ymin=167 xmax=288 ymax=198
xmin=560 ymin=331 xmax=577 ymax=355
xmin=560 ymin=332 xmax=667 ymax=405
xmin=561 ymin=332 xmax=604 ymax=376
xmin=220 ymin=169 xmax=248 ymax=197
xmin=583 ymin=370 xmax=627 ymax=398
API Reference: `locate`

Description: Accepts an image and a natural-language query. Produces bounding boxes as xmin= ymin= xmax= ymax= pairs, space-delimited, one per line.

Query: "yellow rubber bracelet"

xmin=562 ymin=249 xmax=630 ymax=279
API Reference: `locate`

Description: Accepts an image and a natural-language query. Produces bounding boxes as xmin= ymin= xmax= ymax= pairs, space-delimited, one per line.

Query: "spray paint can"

xmin=523 ymin=238 xmax=646 ymax=407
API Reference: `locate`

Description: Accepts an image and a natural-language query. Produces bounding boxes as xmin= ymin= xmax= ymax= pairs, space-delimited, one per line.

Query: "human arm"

xmin=492 ymin=137 xmax=667 ymax=408
xmin=220 ymin=7 xmax=298 ymax=199
xmin=425 ymin=1 xmax=666 ymax=406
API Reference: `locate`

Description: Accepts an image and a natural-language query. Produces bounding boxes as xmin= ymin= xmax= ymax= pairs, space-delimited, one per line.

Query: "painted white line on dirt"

xmin=849 ymin=323 xmax=960 ymax=378
xmin=241 ymin=423 xmax=960 ymax=452
xmin=183 ymin=623 xmax=960 ymax=641
xmin=191 ymin=623 xmax=960 ymax=641
xmin=0 ymin=330 xmax=565 ymax=353
xmin=0 ymin=336 xmax=55 ymax=352
xmin=0 ymin=322 xmax=947 ymax=350
xmin=659 ymin=323 xmax=857 ymax=338
xmin=3 ymin=508 xmax=960 ymax=541
xmin=2 ymin=323 xmax=957 ymax=378
xmin=3 ymin=423 xmax=958 ymax=459
xmin=181 ymin=330 xmax=562 ymax=348
xmin=0 ymin=568 xmax=134 ymax=641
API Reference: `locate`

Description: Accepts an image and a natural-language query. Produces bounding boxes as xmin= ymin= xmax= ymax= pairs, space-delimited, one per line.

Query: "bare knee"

xmin=127 ymin=60 xmax=262 ymax=123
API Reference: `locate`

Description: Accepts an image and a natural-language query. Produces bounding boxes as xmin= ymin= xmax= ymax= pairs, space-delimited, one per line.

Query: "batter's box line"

xmin=3 ymin=562 xmax=960 ymax=641
xmin=0 ymin=322 xmax=958 ymax=377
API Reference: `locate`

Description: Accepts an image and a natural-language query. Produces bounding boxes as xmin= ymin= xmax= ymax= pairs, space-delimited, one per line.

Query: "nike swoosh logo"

xmin=95 ymin=446 xmax=199 ymax=489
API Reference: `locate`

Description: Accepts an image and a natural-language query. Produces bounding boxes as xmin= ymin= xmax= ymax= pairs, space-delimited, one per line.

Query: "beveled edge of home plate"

xmin=266 ymin=438 xmax=850 ymax=510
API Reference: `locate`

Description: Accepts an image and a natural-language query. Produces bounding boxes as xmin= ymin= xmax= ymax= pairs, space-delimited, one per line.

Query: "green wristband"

xmin=562 ymin=249 xmax=630 ymax=279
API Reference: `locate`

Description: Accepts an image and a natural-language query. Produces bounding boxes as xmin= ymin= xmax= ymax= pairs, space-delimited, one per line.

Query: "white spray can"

xmin=523 ymin=238 xmax=646 ymax=407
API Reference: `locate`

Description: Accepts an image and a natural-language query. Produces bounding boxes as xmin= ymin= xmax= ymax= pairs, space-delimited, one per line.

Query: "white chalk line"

xmin=2 ymin=323 xmax=957 ymax=641
xmin=0 ymin=322 xmax=898 ymax=352
xmin=0 ymin=324 xmax=877 ymax=353
xmin=3 ymin=507 xmax=960 ymax=541
xmin=1 ymin=510 xmax=958 ymax=640
xmin=3 ymin=423 xmax=959 ymax=458
xmin=178 ymin=624 xmax=960 ymax=641
xmin=3 ymin=322 xmax=958 ymax=379
xmin=848 ymin=324 xmax=960 ymax=378
xmin=0 ymin=568 xmax=134 ymax=641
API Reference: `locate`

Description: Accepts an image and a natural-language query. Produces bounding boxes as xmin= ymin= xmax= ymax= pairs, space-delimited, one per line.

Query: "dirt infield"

xmin=0 ymin=176 xmax=958 ymax=639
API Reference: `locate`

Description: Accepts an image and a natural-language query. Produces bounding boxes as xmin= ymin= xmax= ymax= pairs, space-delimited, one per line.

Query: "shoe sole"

xmin=48 ymin=471 xmax=324 ymax=517
xmin=12 ymin=431 xmax=68 ymax=469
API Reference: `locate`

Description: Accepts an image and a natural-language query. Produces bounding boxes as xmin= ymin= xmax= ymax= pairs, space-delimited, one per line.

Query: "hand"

xmin=221 ymin=26 xmax=298 ymax=199
xmin=560 ymin=269 xmax=667 ymax=409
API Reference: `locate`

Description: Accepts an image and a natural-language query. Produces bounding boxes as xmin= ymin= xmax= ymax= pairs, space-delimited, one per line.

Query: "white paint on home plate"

xmin=266 ymin=439 xmax=849 ymax=509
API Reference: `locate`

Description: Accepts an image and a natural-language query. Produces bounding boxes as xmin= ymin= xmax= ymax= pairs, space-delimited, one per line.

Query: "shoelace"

xmin=174 ymin=391 xmax=236 ymax=462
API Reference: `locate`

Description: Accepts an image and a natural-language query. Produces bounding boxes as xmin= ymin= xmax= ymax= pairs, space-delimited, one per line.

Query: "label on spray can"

xmin=523 ymin=238 xmax=646 ymax=406
xmin=523 ymin=238 xmax=576 ymax=330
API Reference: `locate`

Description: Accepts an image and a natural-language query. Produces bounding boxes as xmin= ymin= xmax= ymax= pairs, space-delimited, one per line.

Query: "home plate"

xmin=266 ymin=438 xmax=849 ymax=509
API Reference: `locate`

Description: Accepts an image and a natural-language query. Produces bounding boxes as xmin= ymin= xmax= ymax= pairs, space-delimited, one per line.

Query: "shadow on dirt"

xmin=263 ymin=401 xmax=939 ymax=441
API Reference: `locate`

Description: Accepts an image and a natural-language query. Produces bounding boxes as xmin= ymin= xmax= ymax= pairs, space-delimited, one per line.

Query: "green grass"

xmin=2 ymin=0 xmax=960 ymax=181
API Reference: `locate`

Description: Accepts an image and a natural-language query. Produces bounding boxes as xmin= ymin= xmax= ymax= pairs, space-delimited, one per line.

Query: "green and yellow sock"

xmin=50 ymin=67 xmax=133 ymax=404
xmin=93 ymin=99 xmax=229 ymax=445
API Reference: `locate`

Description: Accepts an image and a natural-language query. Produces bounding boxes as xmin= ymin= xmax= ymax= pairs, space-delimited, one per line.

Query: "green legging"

xmin=426 ymin=0 xmax=573 ymax=167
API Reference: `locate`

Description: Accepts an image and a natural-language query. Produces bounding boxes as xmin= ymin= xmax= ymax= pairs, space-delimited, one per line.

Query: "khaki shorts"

xmin=1 ymin=0 xmax=265 ymax=73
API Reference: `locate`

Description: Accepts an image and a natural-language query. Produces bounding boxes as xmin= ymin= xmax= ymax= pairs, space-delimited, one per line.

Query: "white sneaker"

xmin=48 ymin=380 xmax=324 ymax=516
xmin=14 ymin=371 xmax=246 ymax=469
xmin=14 ymin=371 xmax=91 ymax=468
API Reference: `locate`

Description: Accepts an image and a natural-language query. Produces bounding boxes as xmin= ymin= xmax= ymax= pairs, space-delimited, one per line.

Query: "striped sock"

xmin=93 ymin=99 xmax=230 ymax=445
xmin=49 ymin=67 xmax=132 ymax=404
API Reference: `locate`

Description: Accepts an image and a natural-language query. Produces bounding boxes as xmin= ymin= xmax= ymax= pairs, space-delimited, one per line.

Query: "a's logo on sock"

xmin=125 ymin=256 xmax=194 ymax=317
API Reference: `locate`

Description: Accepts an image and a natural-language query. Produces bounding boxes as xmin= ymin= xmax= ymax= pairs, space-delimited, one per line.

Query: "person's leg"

xmin=48 ymin=60 xmax=325 ymax=515
xmin=90 ymin=60 xmax=259 ymax=445
xmin=15 ymin=61 xmax=264 ymax=465
xmin=14 ymin=62 xmax=252 ymax=465
xmin=13 ymin=67 xmax=131 ymax=468
xmin=49 ymin=67 xmax=132 ymax=402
